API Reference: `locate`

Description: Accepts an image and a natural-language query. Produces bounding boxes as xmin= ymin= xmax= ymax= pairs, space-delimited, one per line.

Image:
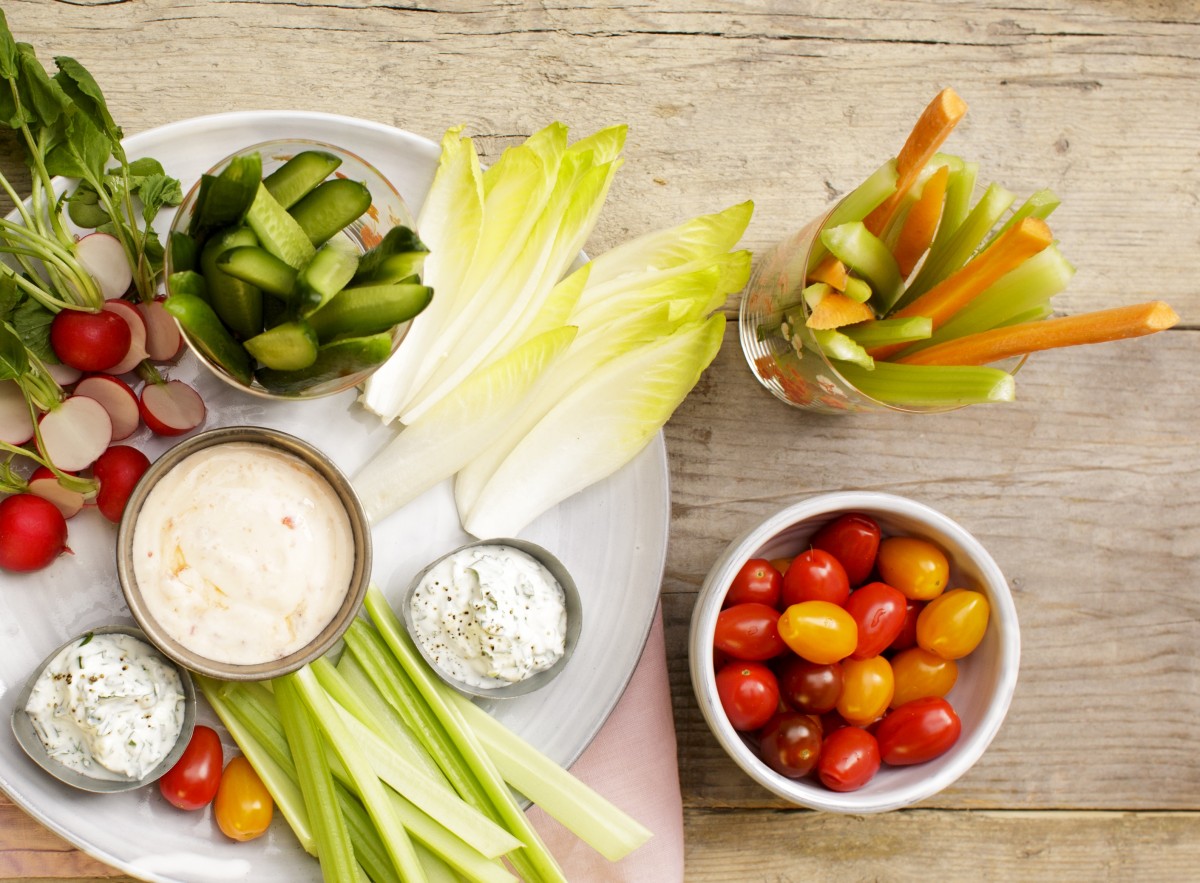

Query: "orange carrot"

xmin=806 ymin=292 xmax=875 ymax=329
xmin=864 ymin=88 xmax=967 ymax=238
xmin=808 ymin=254 xmax=849 ymax=290
xmin=892 ymin=165 xmax=950 ymax=277
xmin=869 ymin=217 xmax=1053 ymax=360
xmin=895 ymin=301 xmax=1179 ymax=366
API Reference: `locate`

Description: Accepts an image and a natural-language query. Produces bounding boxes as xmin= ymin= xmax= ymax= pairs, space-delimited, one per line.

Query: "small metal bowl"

xmin=117 ymin=426 xmax=372 ymax=681
xmin=10 ymin=625 xmax=197 ymax=794
xmin=401 ymin=538 xmax=583 ymax=699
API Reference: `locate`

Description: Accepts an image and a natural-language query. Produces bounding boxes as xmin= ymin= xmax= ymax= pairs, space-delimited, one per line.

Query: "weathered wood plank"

xmin=0 ymin=796 xmax=127 ymax=880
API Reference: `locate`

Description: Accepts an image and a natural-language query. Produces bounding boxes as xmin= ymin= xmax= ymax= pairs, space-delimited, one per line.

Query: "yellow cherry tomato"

xmin=917 ymin=588 xmax=990 ymax=660
xmin=876 ymin=536 xmax=949 ymax=601
xmin=214 ymin=756 xmax=274 ymax=842
xmin=836 ymin=656 xmax=894 ymax=725
xmin=890 ymin=646 xmax=958 ymax=707
xmin=770 ymin=557 xmax=794 ymax=576
xmin=777 ymin=601 xmax=857 ymax=665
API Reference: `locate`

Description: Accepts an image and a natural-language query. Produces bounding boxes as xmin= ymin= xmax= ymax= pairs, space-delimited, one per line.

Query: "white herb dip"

xmin=131 ymin=442 xmax=354 ymax=665
xmin=410 ymin=544 xmax=567 ymax=690
xmin=25 ymin=632 xmax=185 ymax=781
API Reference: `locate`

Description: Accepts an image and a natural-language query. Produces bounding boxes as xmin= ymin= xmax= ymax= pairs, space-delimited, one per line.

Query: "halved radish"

xmin=138 ymin=299 xmax=184 ymax=361
xmin=92 ymin=446 xmax=151 ymax=523
xmin=74 ymin=374 xmax=141 ymax=441
xmin=27 ymin=466 xmax=86 ymax=519
xmin=49 ymin=308 xmax=131 ymax=372
xmin=45 ymin=362 xmax=82 ymax=388
xmin=139 ymin=380 xmax=205 ymax=437
xmin=0 ymin=494 xmax=69 ymax=573
xmin=38 ymin=395 xmax=113 ymax=471
xmin=101 ymin=300 xmax=149 ymax=375
xmin=76 ymin=232 xmax=132 ymax=300
xmin=0 ymin=380 xmax=34 ymax=445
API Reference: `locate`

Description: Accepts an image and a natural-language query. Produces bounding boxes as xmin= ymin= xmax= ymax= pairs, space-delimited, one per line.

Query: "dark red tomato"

xmin=759 ymin=712 xmax=822 ymax=778
xmin=810 ymin=513 xmax=881 ymax=586
xmin=713 ymin=602 xmax=787 ymax=660
xmin=888 ymin=600 xmax=925 ymax=652
xmin=817 ymin=726 xmax=881 ymax=792
xmin=875 ymin=696 xmax=962 ymax=765
xmin=781 ymin=549 xmax=850 ymax=607
xmin=159 ymin=725 xmax=223 ymax=810
xmin=715 ymin=661 xmax=780 ymax=731
xmin=819 ymin=710 xmax=850 ymax=736
xmin=776 ymin=656 xmax=843 ymax=715
xmin=844 ymin=582 xmax=908 ymax=659
xmin=724 ymin=558 xmax=783 ymax=608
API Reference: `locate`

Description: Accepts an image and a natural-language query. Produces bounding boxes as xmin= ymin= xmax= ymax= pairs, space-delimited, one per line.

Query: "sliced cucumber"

xmin=188 ymin=152 xmax=262 ymax=238
xmin=295 ymin=238 xmax=360 ymax=315
xmin=289 ymin=179 xmax=371 ymax=247
xmin=264 ymin=150 xmax=342 ymax=209
xmin=246 ymin=183 xmax=317 ymax=269
xmin=244 ymin=320 xmax=319 ymax=371
xmin=168 ymin=231 xmax=199 ymax=274
xmin=256 ymin=333 xmax=393 ymax=394
xmin=307 ymin=282 xmax=432 ymax=343
xmin=200 ymin=227 xmax=263 ymax=339
xmin=219 ymin=246 xmax=299 ymax=299
xmin=163 ymin=292 xmax=253 ymax=385
xmin=167 ymin=270 xmax=209 ymax=303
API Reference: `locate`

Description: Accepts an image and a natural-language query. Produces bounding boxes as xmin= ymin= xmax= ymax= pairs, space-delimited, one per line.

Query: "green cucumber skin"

xmin=255 ymin=333 xmax=393 ymax=394
xmin=307 ymin=283 xmax=432 ymax=343
xmin=355 ymin=251 xmax=427 ymax=285
xmin=219 ymin=246 xmax=299 ymax=298
xmin=167 ymin=270 xmax=210 ymax=304
xmin=289 ymin=179 xmax=372 ymax=247
xmin=200 ymin=227 xmax=264 ymax=339
xmin=246 ymin=183 xmax=317 ymax=269
xmin=163 ymin=292 xmax=254 ymax=385
xmin=188 ymin=152 xmax=262 ymax=238
xmin=353 ymin=225 xmax=428 ymax=282
xmin=264 ymin=151 xmax=342 ymax=209
xmin=244 ymin=320 xmax=319 ymax=371
xmin=296 ymin=239 xmax=361 ymax=316
xmin=168 ymin=231 xmax=199 ymax=274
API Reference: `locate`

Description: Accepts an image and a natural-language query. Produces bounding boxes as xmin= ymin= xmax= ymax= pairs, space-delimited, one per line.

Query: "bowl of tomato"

xmin=688 ymin=491 xmax=1019 ymax=813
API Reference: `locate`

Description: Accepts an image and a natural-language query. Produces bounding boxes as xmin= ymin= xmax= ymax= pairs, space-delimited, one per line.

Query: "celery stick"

xmin=980 ymin=188 xmax=1060 ymax=252
xmin=445 ymin=689 xmax=653 ymax=862
xmin=334 ymin=782 xmax=403 ymax=883
xmin=840 ymin=316 xmax=932 ymax=349
xmin=806 ymin=159 xmax=898 ymax=273
xmin=931 ymin=161 xmax=978 ymax=253
xmin=820 ymin=221 xmax=903 ymax=311
xmin=813 ymin=328 xmax=874 ymax=369
xmin=835 ymin=360 xmax=1015 ymax=406
xmin=842 ymin=276 xmax=872 ymax=303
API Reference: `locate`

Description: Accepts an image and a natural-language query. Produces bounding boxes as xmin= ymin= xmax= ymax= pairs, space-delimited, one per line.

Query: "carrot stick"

xmin=895 ymin=301 xmax=1179 ymax=366
xmin=806 ymin=292 xmax=875 ymax=329
xmin=870 ymin=217 xmax=1053 ymax=360
xmin=864 ymin=88 xmax=967 ymax=237
xmin=892 ymin=164 xmax=950 ymax=277
xmin=808 ymin=254 xmax=849 ymax=290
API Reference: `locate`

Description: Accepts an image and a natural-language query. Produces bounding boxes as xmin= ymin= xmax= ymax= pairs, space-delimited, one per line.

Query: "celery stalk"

xmin=334 ymin=781 xmax=404 ymax=883
xmin=819 ymin=221 xmax=903 ymax=310
xmin=812 ymin=329 xmax=874 ymax=369
xmin=834 ymin=360 xmax=1015 ymax=406
xmin=930 ymin=161 xmax=978 ymax=253
xmin=806 ymin=159 xmax=898 ymax=273
xmin=980 ymin=188 xmax=1060 ymax=252
xmin=275 ymin=677 xmax=358 ymax=883
xmin=840 ymin=316 xmax=932 ymax=349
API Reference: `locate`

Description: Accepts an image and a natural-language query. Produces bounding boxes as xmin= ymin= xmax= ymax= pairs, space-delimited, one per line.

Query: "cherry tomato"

xmin=777 ymin=601 xmax=857 ymax=665
xmin=819 ymin=710 xmax=850 ymax=736
xmin=724 ymin=558 xmax=783 ymax=608
xmin=876 ymin=536 xmax=949 ymax=601
xmin=715 ymin=660 xmax=779 ymax=731
xmin=758 ymin=711 xmax=822 ymax=778
xmin=810 ymin=513 xmax=881 ymax=586
xmin=158 ymin=725 xmax=223 ymax=811
xmin=714 ymin=602 xmax=787 ymax=660
xmin=781 ymin=549 xmax=850 ymax=607
xmin=836 ymin=656 xmax=894 ymax=725
xmin=888 ymin=600 xmax=924 ymax=652
xmin=917 ymin=588 xmax=990 ymax=660
xmin=844 ymin=582 xmax=907 ymax=659
xmin=890 ymin=647 xmax=958 ymax=708
xmin=776 ymin=656 xmax=843 ymax=714
xmin=213 ymin=756 xmax=274 ymax=842
xmin=875 ymin=696 xmax=962 ymax=765
xmin=769 ymin=557 xmax=793 ymax=576
xmin=817 ymin=726 xmax=881 ymax=792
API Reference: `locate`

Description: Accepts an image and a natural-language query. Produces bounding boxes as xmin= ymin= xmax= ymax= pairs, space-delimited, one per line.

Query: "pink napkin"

xmin=527 ymin=606 xmax=685 ymax=881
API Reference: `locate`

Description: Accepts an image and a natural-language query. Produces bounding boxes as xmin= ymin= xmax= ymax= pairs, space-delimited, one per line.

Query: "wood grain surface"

xmin=2 ymin=0 xmax=1198 ymax=879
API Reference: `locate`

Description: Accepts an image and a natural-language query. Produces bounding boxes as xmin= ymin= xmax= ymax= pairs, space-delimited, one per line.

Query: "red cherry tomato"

xmin=758 ymin=711 xmax=822 ymax=778
xmin=810 ymin=513 xmax=881 ymax=586
xmin=888 ymin=600 xmax=924 ymax=652
xmin=844 ymin=582 xmax=907 ymax=659
xmin=715 ymin=660 xmax=780 ymax=731
xmin=817 ymin=726 xmax=881 ymax=792
xmin=714 ymin=602 xmax=787 ymax=660
xmin=158 ymin=725 xmax=223 ymax=810
xmin=214 ymin=756 xmax=274 ymax=841
xmin=781 ymin=549 xmax=850 ymax=607
xmin=776 ymin=656 xmax=843 ymax=715
xmin=875 ymin=696 xmax=962 ymax=765
xmin=724 ymin=558 xmax=783 ymax=608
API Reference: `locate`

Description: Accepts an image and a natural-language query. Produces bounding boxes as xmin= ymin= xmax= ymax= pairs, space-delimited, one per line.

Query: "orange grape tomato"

xmin=876 ymin=536 xmax=949 ymax=601
xmin=836 ymin=656 xmax=894 ymax=725
xmin=890 ymin=646 xmax=958 ymax=707
xmin=777 ymin=601 xmax=857 ymax=665
xmin=917 ymin=588 xmax=990 ymax=660
xmin=769 ymin=557 xmax=794 ymax=576
xmin=213 ymin=756 xmax=274 ymax=842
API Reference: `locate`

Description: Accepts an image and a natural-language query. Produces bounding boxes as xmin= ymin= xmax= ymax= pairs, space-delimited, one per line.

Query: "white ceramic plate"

xmin=0 ymin=111 xmax=670 ymax=881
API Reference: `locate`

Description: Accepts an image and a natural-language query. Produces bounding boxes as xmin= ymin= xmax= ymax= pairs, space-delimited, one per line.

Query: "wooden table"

xmin=2 ymin=1 xmax=1198 ymax=879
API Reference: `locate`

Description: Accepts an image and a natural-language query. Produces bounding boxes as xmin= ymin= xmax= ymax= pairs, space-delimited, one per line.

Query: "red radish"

xmin=92 ymin=446 xmax=151 ymax=523
xmin=139 ymin=380 xmax=205 ymax=436
xmin=0 ymin=381 xmax=34 ymax=446
xmin=0 ymin=494 xmax=69 ymax=573
xmin=38 ymin=396 xmax=113 ymax=471
xmin=100 ymin=301 xmax=149 ymax=375
xmin=138 ymin=299 xmax=184 ymax=361
xmin=49 ymin=309 xmax=131 ymax=372
xmin=76 ymin=232 xmax=132 ymax=300
xmin=75 ymin=374 xmax=141 ymax=441
xmin=27 ymin=466 xmax=86 ymax=519
xmin=45 ymin=362 xmax=82 ymax=388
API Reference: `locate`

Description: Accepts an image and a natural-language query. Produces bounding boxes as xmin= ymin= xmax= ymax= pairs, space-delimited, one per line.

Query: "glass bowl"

xmin=165 ymin=138 xmax=418 ymax=400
